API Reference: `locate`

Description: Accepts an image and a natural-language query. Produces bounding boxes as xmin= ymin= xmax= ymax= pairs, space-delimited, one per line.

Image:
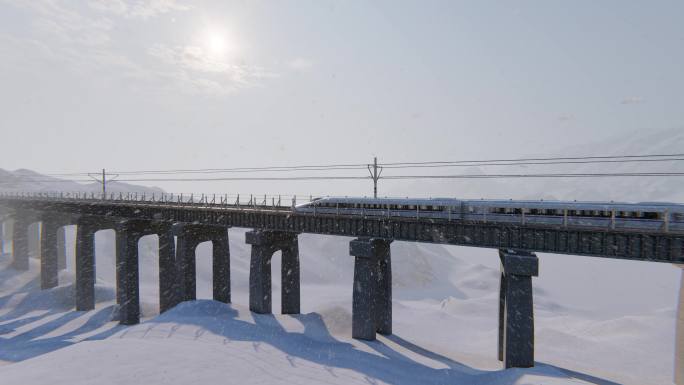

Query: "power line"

xmin=378 ymin=153 xmax=684 ymax=166
xmin=6 ymin=172 xmax=684 ymax=184
xmin=383 ymin=172 xmax=684 ymax=179
xmin=381 ymin=157 xmax=684 ymax=169
xmin=40 ymin=152 xmax=684 ymax=177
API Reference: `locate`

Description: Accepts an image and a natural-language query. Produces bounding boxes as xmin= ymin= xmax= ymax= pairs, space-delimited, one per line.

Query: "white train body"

xmin=293 ymin=197 xmax=684 ymax=233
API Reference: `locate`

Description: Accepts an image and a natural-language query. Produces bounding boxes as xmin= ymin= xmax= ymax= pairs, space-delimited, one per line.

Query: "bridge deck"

xmin=1 ymin=197 xmax=682 ymax=263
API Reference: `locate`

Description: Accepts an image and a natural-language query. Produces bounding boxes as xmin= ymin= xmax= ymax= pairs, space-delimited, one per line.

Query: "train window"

xmin=674 ymin=213 xmax=684 ymax=221
xmin=643 ymin=212 xmax=659 ymax=220
xmin=420 ymin=205 xmax=428 ymax=211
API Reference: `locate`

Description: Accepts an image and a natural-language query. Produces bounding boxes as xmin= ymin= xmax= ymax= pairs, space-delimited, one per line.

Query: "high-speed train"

xmin=294 ymin=196 xmax=684 ymax=233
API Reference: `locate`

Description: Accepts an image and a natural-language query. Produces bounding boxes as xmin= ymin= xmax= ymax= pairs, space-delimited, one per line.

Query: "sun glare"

xmin=207 ymin=33 xmax=226 ymax=55
xmin=202 ymin=27 xmax=231 ymax=57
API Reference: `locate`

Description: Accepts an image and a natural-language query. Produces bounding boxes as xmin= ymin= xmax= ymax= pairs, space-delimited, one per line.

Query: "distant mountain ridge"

xmin=0 ymin=168 xmax=163 ymax=195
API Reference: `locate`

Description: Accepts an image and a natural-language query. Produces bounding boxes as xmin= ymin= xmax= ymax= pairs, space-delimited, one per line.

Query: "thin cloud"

xmin=148 ymin=44 xmax=277 ymax=95
xmin=288 ymin=57 xmax=314 ymax=71
xmin=0 ymin=1 xmax=273 ymax=96
xmin=621 ymin=96 xmax=645 ymax=105
xmin=88 ymin=0 xmax=191 ymax=19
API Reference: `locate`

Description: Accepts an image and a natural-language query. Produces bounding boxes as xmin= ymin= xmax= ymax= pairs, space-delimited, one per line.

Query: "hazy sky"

xmin=0 ymin=0 xmax=682 ymax=194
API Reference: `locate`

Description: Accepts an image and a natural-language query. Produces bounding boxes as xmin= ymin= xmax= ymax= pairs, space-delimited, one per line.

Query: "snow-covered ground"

xmin=0 ymin=227 xmax=678 ymax=385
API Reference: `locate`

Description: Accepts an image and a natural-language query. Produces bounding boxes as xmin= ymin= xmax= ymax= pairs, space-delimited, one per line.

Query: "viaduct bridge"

xmin=0 ymin=192 xmax=683 ymax=371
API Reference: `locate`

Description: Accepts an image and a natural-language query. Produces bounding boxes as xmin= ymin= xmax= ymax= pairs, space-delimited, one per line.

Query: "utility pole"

xmin=367 ymin=156 xmax=383 ymax=198
xmin=88 ymin=169 xmax=118 ymax=199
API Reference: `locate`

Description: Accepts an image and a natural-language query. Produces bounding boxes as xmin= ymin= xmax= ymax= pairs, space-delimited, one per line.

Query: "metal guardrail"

xmin=0 ymin=191 xmax=319 ymax=210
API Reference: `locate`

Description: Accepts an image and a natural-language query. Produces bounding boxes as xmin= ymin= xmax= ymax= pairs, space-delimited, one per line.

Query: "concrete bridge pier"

xmin=74 ymin=216 xmax=118 ymax=311
xmin=498 ymin=249 xmax=538 ymax=368
xmin=39 ymin=216 xmax=61 ymax=289
xmin=11 ymin=212 xmax=36 ymax=271
xmin=349 ymin=238 xmax=392 ymax=341
xmin=116 ymin=220 xmax=176 ymax=325
xmin=674 ymin=264 xmax=684 ymax=385
xmin=246 ymin=230 xmax=300 ymax=314
xmin=75 ymin=220 xmax=96 ymax=311
xmin=175 ymin=224 xmax=231 ymax=304
xmin=39 ymin=214 xmax=79 ymax=290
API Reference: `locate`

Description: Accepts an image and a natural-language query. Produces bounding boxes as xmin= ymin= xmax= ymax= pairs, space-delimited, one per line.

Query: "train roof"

xmin=305 ymin=196 xmax=684 ymax=211
xmin=310 ymin=196 xmax=463 ymax=206
xmin=461 ymin=199 xmax=684 ymax=211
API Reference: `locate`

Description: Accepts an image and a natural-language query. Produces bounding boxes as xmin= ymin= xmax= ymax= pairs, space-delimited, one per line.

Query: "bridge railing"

xmin=0 ymin=191 xmax=321 ymax=210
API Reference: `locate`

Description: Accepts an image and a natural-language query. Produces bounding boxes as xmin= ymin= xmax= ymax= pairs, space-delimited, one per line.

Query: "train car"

xmin=293 ymin=196 xmax=684 ymax=233
xmin=460 ymin=199 xmax=684 ymax=232
xmin=294 ymin=196 xmax=464 ymax=219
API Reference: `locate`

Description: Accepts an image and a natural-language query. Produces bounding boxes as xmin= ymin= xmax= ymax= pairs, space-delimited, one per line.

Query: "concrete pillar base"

xmin=498 ymin=249 xmax=538 ymax=369
xmin=349 ymin=238 xmax=392 ymax=341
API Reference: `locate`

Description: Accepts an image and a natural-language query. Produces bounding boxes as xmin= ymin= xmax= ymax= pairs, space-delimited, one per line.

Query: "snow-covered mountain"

xmin=0 ymin=168 xmax=164 ymax=195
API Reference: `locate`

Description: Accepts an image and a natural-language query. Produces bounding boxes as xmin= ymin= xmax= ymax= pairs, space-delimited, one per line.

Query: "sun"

xmin=207 ymin=32 xmax=226 ymax=55
xmin=202 ymin=27 xmax=231 ymax=57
